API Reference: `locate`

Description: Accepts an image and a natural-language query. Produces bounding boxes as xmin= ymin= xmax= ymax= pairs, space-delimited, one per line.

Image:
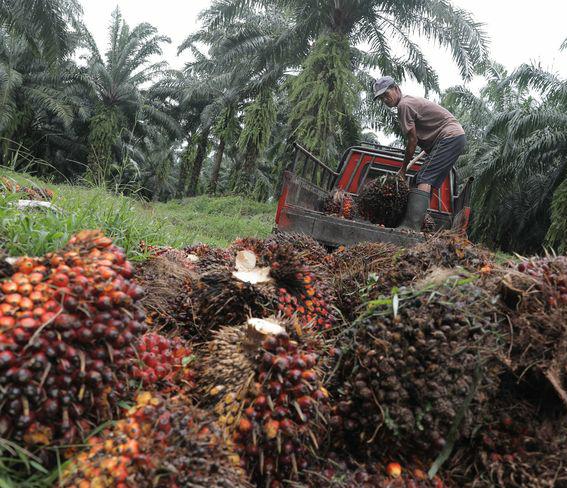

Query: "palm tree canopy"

xmin=0 ymin=0 xmax=82 ymax=61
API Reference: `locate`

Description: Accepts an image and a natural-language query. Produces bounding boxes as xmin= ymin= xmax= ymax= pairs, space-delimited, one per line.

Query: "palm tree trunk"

xmin=208 ymin=135 xmax=226 ymax=194
xmin=177 ymin=141 xmax=192 ymax=198
xmin=234 ymin=145 xmax=258 ymax=193
xmin=187 ymin=128 xmax=210 ymax=197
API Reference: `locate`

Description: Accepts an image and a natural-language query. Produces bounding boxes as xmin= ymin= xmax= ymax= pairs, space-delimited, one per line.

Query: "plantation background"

xmin=0 ymin=0 xmax=565 ymax=256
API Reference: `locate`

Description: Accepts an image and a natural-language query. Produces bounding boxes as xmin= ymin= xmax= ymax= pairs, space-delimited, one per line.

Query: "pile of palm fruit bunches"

xmin=1 ymin=229 xmax=567 ymax=487
xmin=323 ymin=175 xmax=436 ymax=232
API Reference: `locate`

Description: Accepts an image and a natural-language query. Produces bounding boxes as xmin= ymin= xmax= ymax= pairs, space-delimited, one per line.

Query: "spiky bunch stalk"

xmin=135 ymin=251 xmax=197 ymax=329
xmin=0 ymin=231 xmax=147 ymax=446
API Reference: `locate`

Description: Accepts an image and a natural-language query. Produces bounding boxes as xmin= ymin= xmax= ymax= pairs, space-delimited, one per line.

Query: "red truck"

xmin=275 ymin=143 xmax=474 ymax=247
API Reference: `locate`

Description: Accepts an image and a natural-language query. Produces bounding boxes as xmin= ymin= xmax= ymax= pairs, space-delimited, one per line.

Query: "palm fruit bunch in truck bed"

xmin=198 ymin=318 xmax=329 ymax=486
xmin=63 ymin=392 xmax=252 ymax=488
xmin=330 ymin=276 xmax=503 ymax=460
xmin=0 ymin=230 xmax=146 ymax=447
xmin=357 ymin=174 xmax=409 ymax=227
xmin=323 ymin=189 xmax=357 ymax=219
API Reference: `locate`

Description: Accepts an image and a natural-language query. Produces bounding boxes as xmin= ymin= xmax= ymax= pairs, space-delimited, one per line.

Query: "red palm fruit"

xmin=18 ymin=259 xmax=35 ymax=275
xmin=0 ymin=316 xmax=15 ymax=328
xmin=51 ymin=274 xmax=69 ymax=287
xmin=239 ymin=418 xmax=253 ymax=434
xmin=5 ymin=294 xmax=22 ymax=307
xmin=1 ymin=282 xmax=18 ymax=294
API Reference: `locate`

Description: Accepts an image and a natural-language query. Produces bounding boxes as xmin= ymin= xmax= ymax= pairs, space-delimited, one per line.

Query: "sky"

xmin=80 ymin=0 xmax=567 ymax=93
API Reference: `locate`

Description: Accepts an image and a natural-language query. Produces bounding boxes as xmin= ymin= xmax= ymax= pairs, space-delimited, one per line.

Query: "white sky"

xmin=80 ymin=0 xmax=567 ymax=92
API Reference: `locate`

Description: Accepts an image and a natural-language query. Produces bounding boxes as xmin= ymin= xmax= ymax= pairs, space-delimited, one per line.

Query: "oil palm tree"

xmin=442 ymin=54 xmax=567 ymax=253
xmin=0 ymin=0 xmax=81 ymax=62
xmin=0 ymin=29 xmax=88 ymax=174
xmin=79 ymin=8 xmax=180 ymax=186
xmin=202 ymin=0 xmax=489 ymax=163
xmin=176 ymin=7 xmax=289 ymax=196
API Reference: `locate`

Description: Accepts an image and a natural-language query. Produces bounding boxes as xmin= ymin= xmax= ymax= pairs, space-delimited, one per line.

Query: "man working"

xmin=372 ymin=76 xmax=466 ymax=231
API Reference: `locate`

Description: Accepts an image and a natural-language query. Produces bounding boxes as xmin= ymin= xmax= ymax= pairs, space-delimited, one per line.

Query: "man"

xmin=372 ymin=76 xmax=466 ymax=231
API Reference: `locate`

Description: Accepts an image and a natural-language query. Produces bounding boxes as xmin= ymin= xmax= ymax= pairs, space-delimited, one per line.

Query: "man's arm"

xmin=398 ymin=126 xmax=417 ymax=178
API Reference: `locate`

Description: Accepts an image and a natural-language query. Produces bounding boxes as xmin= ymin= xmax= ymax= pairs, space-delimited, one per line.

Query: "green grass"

xmin=0 ymin=169 xmax=276 ymax=259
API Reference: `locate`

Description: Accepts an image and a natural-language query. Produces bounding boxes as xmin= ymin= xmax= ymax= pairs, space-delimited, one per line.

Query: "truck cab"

xmin=275 ymin=143 xmax=473 ymax=247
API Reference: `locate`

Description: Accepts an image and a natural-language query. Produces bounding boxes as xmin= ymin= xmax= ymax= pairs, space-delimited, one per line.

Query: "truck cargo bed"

xmin=279 ymin=205 xmax=424 ymax=248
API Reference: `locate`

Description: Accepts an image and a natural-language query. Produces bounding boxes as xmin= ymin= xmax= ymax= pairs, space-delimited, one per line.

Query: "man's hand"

xmin=402 ymin=126 xmax=418 ymax=179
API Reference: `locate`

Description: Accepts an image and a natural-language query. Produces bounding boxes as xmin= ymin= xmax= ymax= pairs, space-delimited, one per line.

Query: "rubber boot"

xmin=398 ymin=189 xmax=430 ymax=232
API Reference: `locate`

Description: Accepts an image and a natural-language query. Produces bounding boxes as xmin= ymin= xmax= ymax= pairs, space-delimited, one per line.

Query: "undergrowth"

xmin=0 ymin=169 xmax=275 ymax=259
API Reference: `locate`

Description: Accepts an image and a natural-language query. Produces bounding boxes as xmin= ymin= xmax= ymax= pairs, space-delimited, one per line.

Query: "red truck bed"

xmin=275 ymin=143 xmax=473 ymax=247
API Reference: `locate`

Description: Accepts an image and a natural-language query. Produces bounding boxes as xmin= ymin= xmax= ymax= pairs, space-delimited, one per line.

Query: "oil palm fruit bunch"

xmin=0 ymin=230 xmax=146 ymax=446
xmin=186 ymin=251 xmax=277 ymax=339
xmin=189 ymin=243 xmax=337 ymax=336
xmin=363 ymin=235 xmax=493 ymax=300
xmin=135 ymin=251 xmax=197 ymax=329
xmin=323 ymin=190 xmax=357 ymax=220
xmin=449 ymin=381 xmax=567 ymax=488
xmin=199 ymin=318 xmax=329 ymax=485
xmin=265 ymin=232 xmax=329 ymax=270
xmin=63 ymin=392 xmax=252 ymax=488
xmin=183 ymin=243 xmax=233 ymax=273
xmin=331 ymin=277 xmax=501 ymax=459
xmin=0 ymin=176 xmax=53 ymax=201
xmin=516 ymin=256 xmax=567 ymax=308
xmin=328 ymin=242 xmax=399 ymax=319
xmin=263 ymin=242 xmax=337 ymax=332
xmin=357 ymin=174 xmax=409 ymax=227
xmin=422 ymin=213 xmax=436 ymax=233
xmin=132 ymin=333 xmax=195 ymax=393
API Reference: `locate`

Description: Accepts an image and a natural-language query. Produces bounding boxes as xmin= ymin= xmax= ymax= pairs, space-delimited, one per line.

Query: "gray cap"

xmin=372 ymin=76 xmax=395 ymax=100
